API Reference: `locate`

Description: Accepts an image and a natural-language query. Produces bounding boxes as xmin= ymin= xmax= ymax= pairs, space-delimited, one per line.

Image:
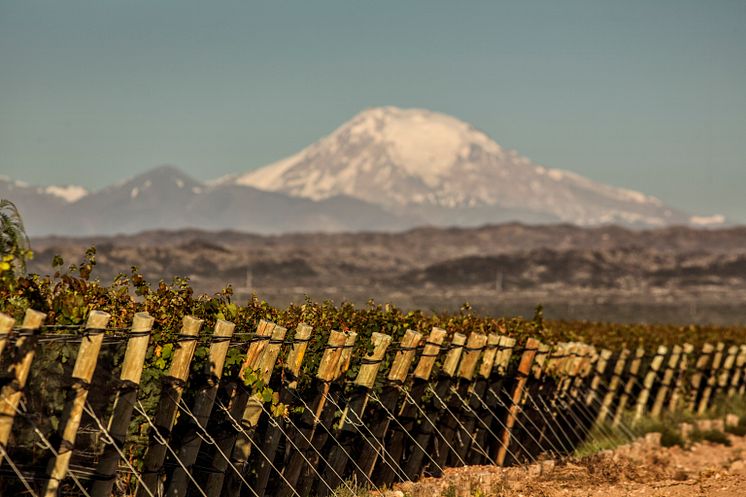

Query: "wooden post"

xmin=401 ymin=331 xmax=465 ymax=480
xmin=0 ymin=313 xmax=15 ymax=359
xmin=224 ymin=324 xmax=288 ymax=497
xmin=697 ymin=342 xmax=725 ymax=415
xmin=204 ymin=320 xmax=276 ymax=497
xmin=633 ymin=345 xmax=667 ymax=422
xmin=275 ymin=330 xmax=350 ymax=497
xmin=668 ymin=343 xmax=694 ymax=412
xmin=292 ymin=330 xmax=359 ymax=497
xmin=91 ymin=312 xmax=155 ymax=497
xmin=435 ymin=332 xmax=487 ymax=467
xmin=597 ymin=348 xmax=629 ymax=423
xmin=137 ymin=315 xmax=203 ymax=497
xmin=254 ymin=323 xmax=313 ymax=497
xmin=0 ymin=308 xmax=46 ymax=463
xmin=167 ymin=319 xmax=236 ymax=497
xmin=321 ymin=332 xmax=392 ymax=493
xmin=353 ymin=329 xmax=422 ymax=481
xmin=413 ymin=327 xmax=448 ymax=380
xmin=688 ymin=343 xmax=714 ymax=411
xmin=44 ymin=310 xmax=111 ymax=497
xmin=377 ymin=327 xmax=446 ymax=485
xmin=585 ymin=349 xmax=612 ymax=408
xmin=651 ymin=345 xmax=682 ymax=418
xmin=613 ymin=347 xmax=644 ymax=427
xmin=457 ymin=333 xmax=488 ymax=381
xmin=496 ymin=337 xmax=540 ymax=466
xmin=477 ymin=333 xmax=501 ymax=379
xmin=388 ymin=329 xmax=423 ymax=382
xmin=728 ymin=345 xmax=746 ymax=398
xmin=716 ymin=345 xmax=739 ymax=400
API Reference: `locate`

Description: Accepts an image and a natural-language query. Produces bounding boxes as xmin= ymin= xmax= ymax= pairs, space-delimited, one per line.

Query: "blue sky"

xmin=1 ymin=0 xmax=744 ymax=221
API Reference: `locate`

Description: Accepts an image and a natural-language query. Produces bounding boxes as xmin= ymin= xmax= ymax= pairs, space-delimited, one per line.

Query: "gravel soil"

xmin=388 ymin=433 xmax=746 ymax=497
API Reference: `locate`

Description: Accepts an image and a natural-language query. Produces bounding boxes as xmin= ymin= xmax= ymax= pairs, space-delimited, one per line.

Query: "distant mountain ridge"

xmin=228 ymin=106 xmax=720 ymax=228
xmin=0 ymin=166 xmax=418 ymax=236
xmin=1 ymin=106 xmax=726 ymax=236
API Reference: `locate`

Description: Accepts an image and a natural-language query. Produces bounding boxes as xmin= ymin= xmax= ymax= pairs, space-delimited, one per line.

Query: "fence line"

xmin=1 ymin=309 xmax=745 ymax=496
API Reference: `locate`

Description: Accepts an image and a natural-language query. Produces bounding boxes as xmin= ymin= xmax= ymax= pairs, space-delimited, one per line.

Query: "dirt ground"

xmin=389 ymin=433 xmax=746 ymax=497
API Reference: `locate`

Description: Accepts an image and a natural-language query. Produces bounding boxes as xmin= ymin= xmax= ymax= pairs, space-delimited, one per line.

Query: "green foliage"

xmin=690 ymin=429 xmax=732 ymax=446
xmin=0 ymin=199 xmax=32 ymax=275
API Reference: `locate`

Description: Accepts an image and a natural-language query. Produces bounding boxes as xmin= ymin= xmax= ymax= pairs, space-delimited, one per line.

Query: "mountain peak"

xmin=227 ymin=106 xmax=711 ymax=227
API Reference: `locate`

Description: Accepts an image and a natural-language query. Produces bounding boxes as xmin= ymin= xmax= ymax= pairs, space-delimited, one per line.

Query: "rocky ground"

xmin=389 ymin=433 xmax=746 ymax=497
xmin=28 ymin=223 xmax=746 ymax=324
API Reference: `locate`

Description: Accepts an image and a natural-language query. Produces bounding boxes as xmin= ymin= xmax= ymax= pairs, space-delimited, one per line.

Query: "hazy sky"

xmin=1 ymin=1 xmax=744 ymax=221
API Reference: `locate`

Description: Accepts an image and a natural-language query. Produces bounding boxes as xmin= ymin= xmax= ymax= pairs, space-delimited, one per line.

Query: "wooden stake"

xmin=633 ymin=345 xmax=667 ymax=422
xmin=223 ymin=324 xmax=289 ymax=497
xmin=716 ymin=345 xmax=739 ymax=398
xmin=651 ymin=345 xmax=682 ymax=418
xmin=137 ymin=315 xmax=203 ymax=497
xmin=204 ymin=320 xmax=275 ymax=497
xmin=688 ymin=342 xmax=714 ymax=411
xmin=91 ymin=312 xmax=155 ymax=497
xmin=44 ymin=310 xmax=111 ymax=497
xmin=596 ymin=348 xmax=629 ymax=423
xmin=167 ymin=319 xmax=236 ymax=497
xmin=253 ymin=324 xmax=314 ymax=497
xmin=613 ymin=347 xmax=644 ymax=427
xmin=0 ymin=313 xmax=15 ymax=359
xmin=668 ymin=343 xmax=694 ymax=412
xmin=0 ymin=308 xmax=46 ymax=461
xmin=457 ymin=333 xmax=488 ymax=381
xmin=585 ymin=349 xmax=612 ymax=408
xmin=441 ymin=333 xmax=467 ymax=376
xmin=388 ymin=329 xmax=423 ymax=382
xmin=413 ymin=327 xmax=448 ymax=379
xmin=496 ymin=337 xmax=540 ymax=466
xmin=727 ymin=345 xmax=746 ymax=398
xmin=697 ymin=342 xmax=725 ymax=415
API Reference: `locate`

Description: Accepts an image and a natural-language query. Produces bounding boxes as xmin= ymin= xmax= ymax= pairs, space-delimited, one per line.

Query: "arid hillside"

xmin=29 ymin=223 xmax=746 ymax=324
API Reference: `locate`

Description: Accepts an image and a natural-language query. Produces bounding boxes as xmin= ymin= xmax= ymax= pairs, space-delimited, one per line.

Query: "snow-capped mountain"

xmin=2 ymin=166 xmax=418 ymax=236
xmin=229 ymin=106 xmax=713 ymax=227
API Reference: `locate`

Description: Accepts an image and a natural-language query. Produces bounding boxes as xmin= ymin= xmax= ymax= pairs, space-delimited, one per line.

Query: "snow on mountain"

xmin=231 ymin=106 xmax=710 ymax=227
xmin=43 ymin=185 xmax=88 ymax=202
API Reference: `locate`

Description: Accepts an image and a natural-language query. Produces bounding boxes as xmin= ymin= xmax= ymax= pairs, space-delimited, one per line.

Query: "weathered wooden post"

xmin=91 ymin=312 xmax=155 ymax=497
xmin=715 ymin=345 xmax=739 ymax=402
xmin=688 ymin=343 xmax=714 ymax=412
xmin=728 ymin=345 xmax=746 ymax=398
xmin=137 ymin=315 xmax=203 ymax=497
xmin=475 ymin=335 xmax=517 ymax=464
xmin=224 ymin=324 xmax=288 ymax=497
xmin=613 ymin=346 xmax=645 ymax=427
xmin=0 ymin=308 xmax=46 ymax=464
xmin=633 ymin=345 xmax=667 ymax=422
xmin=453 ymin=332 xmax=499 ymax=464
xmin=402 ymin=331 xmax=466 ymax=478
xmin=437 ymin=332 xmax=487 ymax=467
xmin=167 ymin=319 xmax=236 ymax=497
xmin=276 ymin=330 xmax=352 ymax=497
xmin=0 ymin=313 xmax=15 ymax=359
xmin=585 ymin=349 xmax=612 ymax=409
xmin=596 ymin=348 xmax=629 ymax=423
xmin=377 ymin=327 xmax=446 ymax=485
xmin=254 ymin=323 xmax=313 ymax=497
xmin=496 ymin=337 xmax=540 ymax=466
xmin=668 ymin=343 xmax=694 ymax=412
xmin=651 ymin=344 xmax=682 ymax=418
xmin=319 ymin=332 xmax=392 ymax=493
xmin=44 ymin=310 xmax=111 ymax=497
xmin=204 ymin=319 xmax=275 ymax=497
xmin=697 ymin=342 xmax=725 ymax=415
